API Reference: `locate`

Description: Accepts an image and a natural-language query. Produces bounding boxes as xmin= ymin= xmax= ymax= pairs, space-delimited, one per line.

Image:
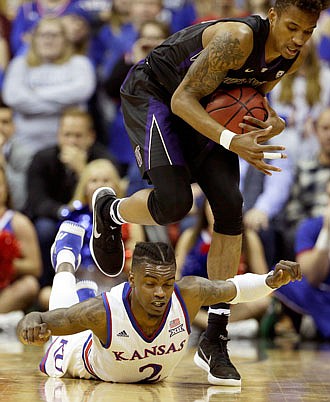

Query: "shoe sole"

xmin=194 ymin=351 xmax=242 ymax=386
xmin=90 ymin=186 xmax=125 ymax=277
xmin=51 ymin=221 xmax=84 ymax=271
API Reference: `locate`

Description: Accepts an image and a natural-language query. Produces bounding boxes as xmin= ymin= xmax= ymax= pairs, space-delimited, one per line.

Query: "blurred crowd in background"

xmin=0 ymin=0 xmax=330 ymax=342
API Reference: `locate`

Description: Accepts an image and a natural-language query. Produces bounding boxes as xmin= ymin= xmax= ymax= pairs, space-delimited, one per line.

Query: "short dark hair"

xmin=132 ymin=242 xmax=176 ymax=270
xmin=274 ymin=0 xmax=326 ymax=14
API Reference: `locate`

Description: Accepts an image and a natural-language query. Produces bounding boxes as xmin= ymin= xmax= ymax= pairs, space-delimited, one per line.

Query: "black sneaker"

xmin=194 ymin=333 xmax=241 ymax=386
xmin=90 ymin=187 xmax=125 ymax=277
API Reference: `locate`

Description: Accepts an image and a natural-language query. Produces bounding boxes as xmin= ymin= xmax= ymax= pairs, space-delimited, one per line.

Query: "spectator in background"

xmin=103 ymin=19 xmax=171 ymax=176
xmin=38 ymin=158 xmax=145 ymax=310
xmin=276 ymin=106 xmax=330 ymax=262
xmin=246 ymin=0 xmax=272 ymax=17
xmin=24 ymin=108 xmax=115 ymax=294
xmin=0 ymin=0 xmax=13 ymax=44
xmin=0 ymin=31 xmax=9 ymax=91
xmin=61 ymin=8 xmax=93 ymax=56
xmin=10 ymin=0 xmax=89 ymax=56
xmin=160 ymin=0 xmax=196 ymax=32
xmin=90 ymin=0 xmax=165 ymax=147
xmin=0 ymin=2 xmax=10 ymax=90
xmin=0 ymin=99 xmax=14 ymax=167
xmin=90 ymin=0 xmax=133 ymax=82
xmin=2 ymin=17 xmax=96 ymax=210
xmin=0 ymin=164 xmax=41 ymax=328
xmin=314 ymin=6 xmax=330 ymax=66
xmin=276 ymin=179 xmax=330 ymax=340
xmin=269 ymin=39 xmax=330 ymax=163
xmin=88 ymin=0 xmax=133 ymax=145
xmin=193 ymin=0 xmax=247 ymax=24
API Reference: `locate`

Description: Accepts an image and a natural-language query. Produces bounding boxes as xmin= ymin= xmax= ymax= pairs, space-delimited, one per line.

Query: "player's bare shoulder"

xmin=202 ymin=20 xmax=254 ymax=70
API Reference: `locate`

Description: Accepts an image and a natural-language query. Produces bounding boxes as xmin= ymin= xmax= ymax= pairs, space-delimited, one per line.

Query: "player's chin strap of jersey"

xmin=227 ymin=272 xmax=275 ymax=304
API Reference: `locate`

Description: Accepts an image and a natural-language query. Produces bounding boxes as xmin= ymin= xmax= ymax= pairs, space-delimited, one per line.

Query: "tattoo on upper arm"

xmin=63 ymin=298 xmax=105 ymax=332
xmin=84 ymin=305 xmax=104 ymax=326
xmin=184 ymin=32 xmax=245 ymax=97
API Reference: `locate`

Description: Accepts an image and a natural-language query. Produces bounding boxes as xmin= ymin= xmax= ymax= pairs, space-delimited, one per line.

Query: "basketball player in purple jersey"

xmin=89 ymin=0 xmax=327 ymax=385
xmin=17 ymin=222 xmax=301 ymax=384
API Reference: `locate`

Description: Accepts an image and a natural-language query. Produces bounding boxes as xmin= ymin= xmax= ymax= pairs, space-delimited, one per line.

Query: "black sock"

xmin=204 ymin=303 xmax=230 ymax=341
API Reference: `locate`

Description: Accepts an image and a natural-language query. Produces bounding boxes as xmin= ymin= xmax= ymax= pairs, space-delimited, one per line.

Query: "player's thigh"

xmin=121 ymin=65 xmax=186 ymax=174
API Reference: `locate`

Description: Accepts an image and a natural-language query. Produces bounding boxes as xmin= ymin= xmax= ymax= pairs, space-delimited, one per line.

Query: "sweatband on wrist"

xmin=219 ymin=129 xmax=236 ymax=150
xmin=227 ymin=272 xmax=273 ymax=304
xmin=315 ymin=227 xmax=330 ymax=251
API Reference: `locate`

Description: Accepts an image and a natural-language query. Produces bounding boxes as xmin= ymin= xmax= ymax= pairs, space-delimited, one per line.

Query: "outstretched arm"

xmin=178 ymin=260 xmax=301 ymax=322
xmin=17 ymin=296 xmax=107 ymax=346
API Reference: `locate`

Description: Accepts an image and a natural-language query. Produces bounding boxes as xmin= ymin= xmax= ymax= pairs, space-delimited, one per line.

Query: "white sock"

xmin=110 ymin=198 xmax=128 ymax=225
xmin=208 ymin=307 xmax=230 ymax=316
xmin=55 ymin=250 xmax=76 ymax=271
xmin=48 ymin=272 xmax=79 ymax=310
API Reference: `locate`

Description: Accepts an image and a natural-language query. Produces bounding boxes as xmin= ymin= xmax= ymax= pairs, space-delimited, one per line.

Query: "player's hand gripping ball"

xmin=206 ymin=86 xmax=268 ymax=134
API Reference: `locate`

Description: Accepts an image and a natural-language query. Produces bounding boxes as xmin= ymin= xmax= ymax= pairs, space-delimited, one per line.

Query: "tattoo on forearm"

xmin=184 ymin=32 xmax=245 ymax=97
xmin=197 ymin=280 xmax=233 ymax=305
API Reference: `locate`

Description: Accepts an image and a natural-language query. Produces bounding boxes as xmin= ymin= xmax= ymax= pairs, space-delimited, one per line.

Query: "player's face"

xmin=268 ymin=6 xmax=318 ymax=59
xmin=130 ymin=263 xmax=176 ymax=317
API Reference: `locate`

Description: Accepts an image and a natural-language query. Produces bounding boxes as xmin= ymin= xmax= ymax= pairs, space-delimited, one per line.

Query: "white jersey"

xmin=40 ymin=282 xmax=191 ymax=383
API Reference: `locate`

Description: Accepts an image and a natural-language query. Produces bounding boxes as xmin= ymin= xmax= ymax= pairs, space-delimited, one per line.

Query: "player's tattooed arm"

xmin=17 ymin=296 xmax=107 ymax=345
xmin=44 ymin=296 xmax=107 ymax=338
xmin=196 ymin=278 xmax=237 ymax=306
xmin=183 ymin=29 xmax=249 ymax=99
xmin=177 ymin=276 xmax=237 ymax=321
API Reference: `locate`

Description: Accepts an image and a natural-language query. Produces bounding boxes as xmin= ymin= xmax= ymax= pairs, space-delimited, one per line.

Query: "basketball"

xmin=205 ymin=87 xmax=268 ymax=134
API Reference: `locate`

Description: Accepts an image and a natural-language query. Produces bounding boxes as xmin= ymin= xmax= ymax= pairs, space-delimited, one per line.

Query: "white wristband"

xmin=219 ymin=129 xmax=236 ymax=150
xmin=227 ymin=272 xmax=273 ymax=304
xmin=315 ymin=227 xmax=330 ymax=251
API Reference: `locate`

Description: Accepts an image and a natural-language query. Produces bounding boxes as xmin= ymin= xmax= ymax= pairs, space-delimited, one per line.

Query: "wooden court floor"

xmin=1 ymin=328 xmax=330 ymax=402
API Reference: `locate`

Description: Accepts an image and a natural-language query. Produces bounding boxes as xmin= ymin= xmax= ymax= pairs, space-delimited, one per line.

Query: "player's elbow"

xmin=171 ymin=89 xmax=189 ymax=117
xmin=170 ymin=92 xmax=181 ymax=116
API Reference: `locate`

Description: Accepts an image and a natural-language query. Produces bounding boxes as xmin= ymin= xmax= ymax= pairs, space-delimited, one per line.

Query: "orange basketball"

xmin=206 ymin=87 xmax=268 ymax=134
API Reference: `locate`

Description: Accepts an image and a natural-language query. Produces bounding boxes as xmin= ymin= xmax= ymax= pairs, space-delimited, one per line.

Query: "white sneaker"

xmin=50 ymin=221 xmax=85 ymax=271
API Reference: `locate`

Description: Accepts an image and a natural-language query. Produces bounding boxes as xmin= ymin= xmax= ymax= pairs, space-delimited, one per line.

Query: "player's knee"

xmin=148 ymin=186 xmax=193 ymax=225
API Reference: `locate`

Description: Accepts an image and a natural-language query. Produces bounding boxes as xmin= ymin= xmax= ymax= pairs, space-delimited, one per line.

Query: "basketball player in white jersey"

xmin=17 ymin=221 xmax=301 ymax=385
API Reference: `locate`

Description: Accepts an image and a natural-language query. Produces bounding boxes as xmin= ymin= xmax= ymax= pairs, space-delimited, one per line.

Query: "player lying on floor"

xmin=16 ymin=221 xmax=302 ymax=386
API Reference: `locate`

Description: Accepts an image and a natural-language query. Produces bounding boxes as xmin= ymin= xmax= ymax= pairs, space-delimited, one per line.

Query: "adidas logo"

xmin=117 ymin=330 xmax=129 ymax=337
